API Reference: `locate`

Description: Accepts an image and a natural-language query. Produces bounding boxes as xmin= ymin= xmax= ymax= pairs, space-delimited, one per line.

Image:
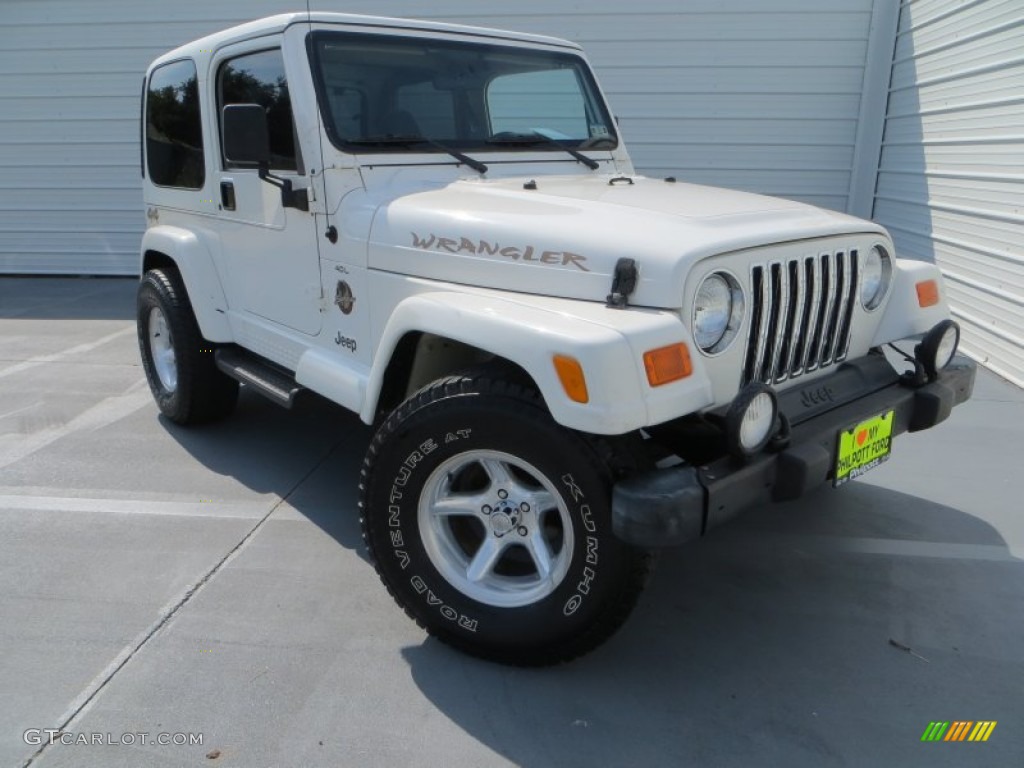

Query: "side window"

xmin=146 ymin=59 xmax=205 ymax=189
xmin=218 ymin=49 xmax=298 ymax=171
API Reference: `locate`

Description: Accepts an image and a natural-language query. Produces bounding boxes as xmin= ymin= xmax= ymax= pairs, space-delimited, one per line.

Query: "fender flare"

xmin=141 ymin=225 xmax=233 ymax=342
xmin=871 ymin=259 xmax=952 ymax=346
xmin=362 ymin=291 xmax=713 ymax=435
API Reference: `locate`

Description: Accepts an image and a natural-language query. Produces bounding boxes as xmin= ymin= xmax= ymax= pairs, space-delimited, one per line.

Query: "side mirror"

xmin=222 ymin=104 xmax=270 ymax=166
xmin=221 ymin=103 xmax=309 ymax=212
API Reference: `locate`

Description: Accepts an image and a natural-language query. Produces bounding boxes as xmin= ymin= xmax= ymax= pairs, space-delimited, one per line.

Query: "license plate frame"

xmin=834 ymin=410 xmax=895 ymax=487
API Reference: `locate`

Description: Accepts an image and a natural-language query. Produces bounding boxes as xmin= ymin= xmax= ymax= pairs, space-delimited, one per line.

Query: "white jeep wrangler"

xmin=138 ymin=12 xmax=975 ymax=665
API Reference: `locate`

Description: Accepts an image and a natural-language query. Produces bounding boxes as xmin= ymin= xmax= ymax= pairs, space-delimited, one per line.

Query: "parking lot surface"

xmin=2 ymin=277 xmax=1022 ymax=767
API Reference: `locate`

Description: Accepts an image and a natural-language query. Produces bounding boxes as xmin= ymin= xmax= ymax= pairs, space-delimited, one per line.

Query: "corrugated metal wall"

xmin=0 ymin=0 xmax=302 ymax=275
xmin=0 ymin=0 xmax=878 ymax=275
xmin=873 ymin=0 xmax=1024 ymax=387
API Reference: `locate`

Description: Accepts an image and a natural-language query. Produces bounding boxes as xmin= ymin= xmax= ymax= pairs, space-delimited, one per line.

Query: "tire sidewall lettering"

xmin=409 ymin=573 xmax=478 ymax=632
xmin=388 ymin=434 xmax=481 ymax=632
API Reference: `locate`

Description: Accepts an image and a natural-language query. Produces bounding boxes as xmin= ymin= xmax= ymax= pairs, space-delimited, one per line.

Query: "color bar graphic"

xmin=969 ymin=722 xmax=997 ymax=742
xmin=921 ymin=721 xmax=996 ymax=742
xmin=944 ymin=721 xmax=972 ymax=741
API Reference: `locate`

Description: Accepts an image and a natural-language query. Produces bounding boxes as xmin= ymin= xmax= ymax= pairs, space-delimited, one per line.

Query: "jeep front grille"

xmin=742 ymin=250 xmax=859 ymax=386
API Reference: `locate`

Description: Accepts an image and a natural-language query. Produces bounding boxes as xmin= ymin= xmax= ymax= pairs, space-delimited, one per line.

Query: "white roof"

xmin=150 ymin=12 xmax=580 ymax=69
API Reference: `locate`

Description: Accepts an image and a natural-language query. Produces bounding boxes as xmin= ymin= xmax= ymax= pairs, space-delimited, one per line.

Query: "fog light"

xmin=915 ymin=320 xmax=959 ymax=380
xmin=725 ymin=383 xmax=778 ymax=460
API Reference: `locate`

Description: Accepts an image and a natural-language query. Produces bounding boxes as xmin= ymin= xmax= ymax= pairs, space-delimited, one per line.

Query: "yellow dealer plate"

xmin=834 ymin=410 xmax=894 ymax=487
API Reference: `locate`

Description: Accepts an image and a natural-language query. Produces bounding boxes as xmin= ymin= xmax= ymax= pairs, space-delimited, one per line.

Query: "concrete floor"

xmin=1 ymin=276 xmax=1021 ymax=768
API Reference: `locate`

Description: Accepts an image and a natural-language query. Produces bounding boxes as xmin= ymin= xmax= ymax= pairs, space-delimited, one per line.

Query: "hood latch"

xmin=606 ymin=258 xmax=639 ymax=309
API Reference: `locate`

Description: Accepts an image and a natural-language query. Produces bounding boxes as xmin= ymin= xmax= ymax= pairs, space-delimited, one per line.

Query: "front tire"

xmin=360 ymin=373 xmax=652 ymax=665
xmin=137 ymin=268 xmax=238 ymax=425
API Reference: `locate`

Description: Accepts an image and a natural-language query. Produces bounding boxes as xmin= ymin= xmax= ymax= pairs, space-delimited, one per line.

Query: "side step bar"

xmin=214 ymin=348 xmax=305 ymax=408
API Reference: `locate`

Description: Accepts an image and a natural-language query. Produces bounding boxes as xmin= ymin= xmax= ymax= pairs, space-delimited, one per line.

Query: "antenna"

xmin=306 ymin=0 xmax=332 ymax=242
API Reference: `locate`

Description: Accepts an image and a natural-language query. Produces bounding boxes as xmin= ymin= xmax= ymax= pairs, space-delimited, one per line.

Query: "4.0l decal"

xmin=410 ymin=232 xmax=590 ymax=272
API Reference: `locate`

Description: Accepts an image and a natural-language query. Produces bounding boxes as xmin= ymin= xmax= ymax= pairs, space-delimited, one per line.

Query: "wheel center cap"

xmin=490 ymin=511 xmax=514 ymax=536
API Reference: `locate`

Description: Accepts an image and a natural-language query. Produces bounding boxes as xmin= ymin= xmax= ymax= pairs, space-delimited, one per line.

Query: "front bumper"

xmin=612 ymin=353 xmax=977 ymax=547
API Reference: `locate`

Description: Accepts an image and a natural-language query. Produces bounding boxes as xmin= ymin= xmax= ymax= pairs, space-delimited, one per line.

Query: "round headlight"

xmin=693 ymin=272 xmax=744 ymax=353
xmin=860 ymin=245 xmax=892 ymax=311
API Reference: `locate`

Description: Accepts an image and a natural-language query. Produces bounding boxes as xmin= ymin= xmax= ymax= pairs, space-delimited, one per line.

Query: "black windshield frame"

xmin=306 ymin=30 xmax=618 ymax=156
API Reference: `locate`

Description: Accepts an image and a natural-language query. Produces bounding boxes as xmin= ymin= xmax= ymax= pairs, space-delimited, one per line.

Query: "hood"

xmin=366 ymin=174 xmax=886 ymax=308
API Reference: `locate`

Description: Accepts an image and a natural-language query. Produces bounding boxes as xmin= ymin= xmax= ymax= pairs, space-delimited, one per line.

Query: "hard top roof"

xmin=150 ymin=12 xmax=581 ymax=69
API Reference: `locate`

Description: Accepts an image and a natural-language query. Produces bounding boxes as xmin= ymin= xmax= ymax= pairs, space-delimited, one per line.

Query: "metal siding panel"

xmin=956 ymin=317 xmax=1024 ymax=388
xmin=900 ymin=0 xmax=1023 ymax=49
xmin=0 ymin=0 xmax=299 ymax=275
xmin=893 ymin=33 xmax=1024 ymax=86
xmin=896 ymin=0 xmax=989 ymax=31
xmin=628 ymin=144 xmax=856 ymax=171
xmin=597 ymin=66 xmax=867 ymax=94
xmin=879 ymin=142 xmax=1024 ymax=175
xmin=882 ymin=103 xmax=1024 ymax=143
xmin=631 ymin=118 xmax=856 ymax=145
xmin=0 ymin=0 xmax=874 ymax=275
xmin=874 ymin=0 xmax=1024 ymax=387
xmin=890 ymin=68 xmax=1024 ymax=112
xmin=877 ymin=173 xmax=1024 ymax=217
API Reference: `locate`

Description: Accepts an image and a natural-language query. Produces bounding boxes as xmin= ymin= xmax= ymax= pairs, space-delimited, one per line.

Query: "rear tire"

xmin=137 ymin=268 xmax=238 ymax=425
xmin=360 ymin=372 xmax=652 ymax=666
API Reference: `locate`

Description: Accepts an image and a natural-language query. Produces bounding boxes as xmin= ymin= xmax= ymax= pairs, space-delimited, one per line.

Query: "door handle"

xmin=220 ymin=181 xmax=236 ymax=211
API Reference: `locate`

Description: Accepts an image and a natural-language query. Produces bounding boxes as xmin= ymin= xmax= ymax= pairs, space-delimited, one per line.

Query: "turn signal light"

xmin=916 ymin=279 xmax=939 ymax=308
xmin=553 ymin=355 xmax=589 ymax=403
xmin=644 ymin=343 xmax=692 ymax=387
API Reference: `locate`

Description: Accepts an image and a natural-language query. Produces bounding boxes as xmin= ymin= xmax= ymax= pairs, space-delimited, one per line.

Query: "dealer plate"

xmin=834 ymin=410 xmax=894 ymax=487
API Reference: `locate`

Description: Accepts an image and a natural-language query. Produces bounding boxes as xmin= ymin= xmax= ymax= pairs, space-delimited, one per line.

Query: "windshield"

xmin=308 ymin=31 xmax=618 ymax=155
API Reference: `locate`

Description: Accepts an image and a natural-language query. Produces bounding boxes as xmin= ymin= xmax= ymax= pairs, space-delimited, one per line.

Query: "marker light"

xmin=916 ymin=280 xmax=939 ymax=308
xmin=553 ymin=355 xmax=589 ymax=403
xmin=644 ymin=343 xmax=693 ymax=387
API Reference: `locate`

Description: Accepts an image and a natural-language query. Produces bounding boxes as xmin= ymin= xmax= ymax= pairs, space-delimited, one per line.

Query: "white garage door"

xmin=873 ymin=0 xmax=1024 ymax=387
xmin=1 ymin=0 xmax=879 ymax=275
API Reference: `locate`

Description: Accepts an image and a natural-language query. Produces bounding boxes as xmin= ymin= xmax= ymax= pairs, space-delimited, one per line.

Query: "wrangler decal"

xmin=410 ymin=232 xmax=590 ymax=272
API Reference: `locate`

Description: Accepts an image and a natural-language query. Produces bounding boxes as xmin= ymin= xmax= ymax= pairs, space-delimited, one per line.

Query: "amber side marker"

xmin=644 ymin=343 xmax=692 ymax=387
xmin=553 ymin=355 xmax=589 ymax=403
xmin=916 ymin=279 xmax=940 ymax=308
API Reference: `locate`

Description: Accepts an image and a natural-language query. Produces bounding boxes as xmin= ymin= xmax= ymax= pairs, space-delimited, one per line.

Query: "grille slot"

xmin=743 ymin=250 xmax=859 ymax=386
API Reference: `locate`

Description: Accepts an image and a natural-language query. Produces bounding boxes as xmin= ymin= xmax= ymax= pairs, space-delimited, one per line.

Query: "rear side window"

xmin=146 ymin=59 xmax=205 ymax=189
xmin=217 ymin=49 xmax=298 ymax=171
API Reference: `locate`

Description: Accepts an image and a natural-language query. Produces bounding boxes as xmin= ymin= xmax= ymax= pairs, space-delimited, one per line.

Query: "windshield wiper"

xmin=346 ymin=135 xmax=488 ymax=175
xmin=485 ymin=131 xmax=600 ymax=170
